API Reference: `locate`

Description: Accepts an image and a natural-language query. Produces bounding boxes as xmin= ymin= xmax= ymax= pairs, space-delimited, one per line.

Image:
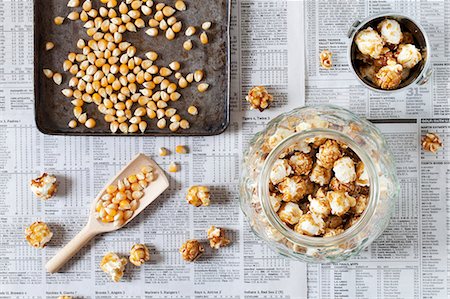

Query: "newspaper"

xmin=304 ymin=0 xmax=450 ymax=298
xmin=0 ymin=0 xmax=308 ymax=298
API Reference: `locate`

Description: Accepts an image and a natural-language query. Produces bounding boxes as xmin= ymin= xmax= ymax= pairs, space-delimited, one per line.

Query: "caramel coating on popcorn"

xmin=278 ymin=202 xmax=303 ymax=225
xmin=320 ymin=50 xmax=332 ymax=69
xmin=207 ymin=226 xmax=231 ymax=249
xmin=129 ymin=243 xmax=150 ymax=266
xmin=289 ymin=152 xmax=313 ymax=175
xmin=179 ymin=239 xmax=204 ymax=262
xmin=30 ymin=173 xmax=58 ymax=200
xmin=422 ymin=133 xmax=442 ymax=153
xmin=278 ymin=175 xmax=314 ymax=202
xmin=186 ymin=185 xmax=210 ymax=207
xmin=309 ymin=163 xmax=332 ymax=186
xmin=373 ymin=62 xmax=403 ymax=90
xmin=245 ymin=86 xmax=273 ymax=111
xmin=25 ymin=221 xmax=53 ymax=248
xmin=316 ymin=140 xmax=342 ymax=169
xmin=100 ymin=252 xmax=128 ymax=282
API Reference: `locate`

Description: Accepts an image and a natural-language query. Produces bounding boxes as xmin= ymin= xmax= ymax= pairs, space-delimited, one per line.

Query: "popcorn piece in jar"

xmin=323 ymin=228 xmax=345 ymax=238
xmin=355 ymin=161 xmax=369 ymax=186
xmin=319 ymin=50 xmax=332 ymax=69
xmin=294 ymin=213 xmax=326 ymax=236
xmin=100 ymin=252 xmax=128 ymax=282
xmin=186 ymin=185 xmax=210 ymax=207
xmin=326 ymin=191 xmax=356 ymax=216
xmin=421 ymin=132 xmax=442 ymax=153
xmin=377 ymin=19 xmax=403 ymax=45
xmin=207 ymin=226 xmax=231 ymax=249
xmin=395 ymin=44 xmax=422 ymax=69
xmin=329 ymin=177 xmax=356 ymax=194
xmin=289 ymin=152 xmax=313 ymax=175
xmin=326 ymin=215 xmax=343 ymax=229
xmin=270 ymin=193 xmax=282 ymax=212
xmin=308 ymin=195 xmax=331 ymax=217
xmin=309 ymin=163 xmax=332 ymax=186
xmin=245 ymin=86 xmax=273 ymax=111
xmin=179 ymin=239 xmax=204 ymax=261
xmin=270 ymin=158 xmax=292 ymax=185
xmin=373 ymin=61 xmax=403 ymax=90
xmin=352 ymin=194 xmax=369 ymax=216
xmin=316 ymin=140 xmax=342 ymax=169
xmin=129 ymin=243 xmax=150 ymax=266
xmin=30 ymin=173 xmax=58 ymax=200
xmin=25 ymin=221 xmax=53 ymax=248
xmin=267 ymin=126 xmax=295 ymax=150
xmin=278 ymin=202 xmax=303 ymax=225
xmin=278 ymin=175 xmax=314 ymax=202
xmin=333 ymin=156 xmax=356 ymax=183
xmin=355 ymin=27 xmax=384 ymax=59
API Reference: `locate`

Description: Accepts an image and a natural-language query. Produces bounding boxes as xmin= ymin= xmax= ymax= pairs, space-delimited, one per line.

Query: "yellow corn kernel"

xmin=175 ymin=145 xmax=187 ymax=154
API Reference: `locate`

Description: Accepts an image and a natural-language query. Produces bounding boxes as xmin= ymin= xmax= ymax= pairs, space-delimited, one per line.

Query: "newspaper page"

xmin=0 ymin=0 xmax=307 ymax=298
xmin=304 ymin=0 xmax=450 ymax=298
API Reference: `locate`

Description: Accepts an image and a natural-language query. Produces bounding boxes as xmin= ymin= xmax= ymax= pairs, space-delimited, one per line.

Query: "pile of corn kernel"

xmin=44 ymin=0 xmax=213 ymax=133
xmin=95 ymin=165 xmax=154 ymax=226
xmin=269 ymin=138 xmax=370 ymax=237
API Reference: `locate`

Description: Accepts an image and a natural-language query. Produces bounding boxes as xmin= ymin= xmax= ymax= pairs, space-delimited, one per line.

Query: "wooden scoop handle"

xmin=45 ymin=225 xmax=98 ymax=273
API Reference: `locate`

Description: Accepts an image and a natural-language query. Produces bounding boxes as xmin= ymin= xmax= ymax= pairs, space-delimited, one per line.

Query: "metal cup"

xmin=347 ymin=13 xmax=432 ymax=93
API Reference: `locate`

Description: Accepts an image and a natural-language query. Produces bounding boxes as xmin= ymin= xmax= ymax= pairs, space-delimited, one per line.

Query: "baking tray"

xmin=34 ymin=0 xmax=230 ymax=136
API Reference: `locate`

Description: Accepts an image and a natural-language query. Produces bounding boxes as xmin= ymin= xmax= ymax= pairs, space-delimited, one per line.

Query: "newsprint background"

xmin=0 ymin=0 xmax=449 ymax=299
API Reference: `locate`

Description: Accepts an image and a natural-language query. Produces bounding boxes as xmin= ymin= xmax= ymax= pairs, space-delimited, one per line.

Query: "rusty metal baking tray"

xmin=34 ymin=0 xmax=230 ymax=136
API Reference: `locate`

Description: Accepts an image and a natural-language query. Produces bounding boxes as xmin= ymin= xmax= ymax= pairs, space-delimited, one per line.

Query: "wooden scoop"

xmin=45 ymin=153 xmax=169 ymax=273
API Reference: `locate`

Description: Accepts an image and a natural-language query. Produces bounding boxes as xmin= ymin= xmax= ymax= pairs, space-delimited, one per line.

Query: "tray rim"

xmin=33 ymin=0 xmax=231 ymax=137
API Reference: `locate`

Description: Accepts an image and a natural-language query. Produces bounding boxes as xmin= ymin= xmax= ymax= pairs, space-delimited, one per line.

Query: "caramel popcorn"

xmin=308 ymin=195 xmax=331 ymax=217
xmin=245 ymin=86 xmax=273 ymax=111
xmin=333 ymin=157 xmax=356 ymax=183
xmin=377 ymin=19 xmax=403 ymax=44
xmin=353 ymin=194 xmax=369 ymax=215
xmin=289 ymin=152 xmax=313 ymax=175
xmin=323 ymin=228 xmax=345 ymax=238
xmin=309 ymin=163 xmax=332 ymax=186
xmin=100 ymin=252 xmax=128 ymax=282
xmin=207 ymin=226 xmax=231 ymax=249
xmin=179 ymin=239 xmax=204 ymax=262
xmin=354 ymin=19 xmax=423 ymax=90
xmin=267 ymin=127 xmax=295 ymax=150
xmin=316 ymin=140 xmax=342 ymax=169
xmin=25 ymin=221 xmax=53 ymax=248
xmin=373 ymin=62 xmax=403 ymax=90
xmin=129 ymin=244 xmax=150 ymax=266
xmin=329 ymin=177 xmax=356 ymax=194
xmin=327 ymin=191 xmax=356 ymax=216
xmin=326 ymin=215 xmax=343 ymax=229
xmin=421 ymin=132 xmax=442 ymax=153
xmin=186 ymin=185 xmax=210 ymax=207
xmin=278 ymin=202 xmax=303 ymax=225
xmin=355 ymin=161 xmax=369 ymax=186
xmin=30 ymin=173 xmax=58 ymax=200
xmin=355 ymin=27 xmax=384 ymax=59
xmin=270 ymin=159 xmax=292 ymax=185
xmin=319 ymin=50 xmax=332 ymax=69
xmin=270 ymin=194 xmax=282 ymax=212
xmin=396 ymin=44 xmax=422 ymax=69
xmin=294 ymin=213 xmax=326 ymax=236
xmin=278 ymin=175 xmax=313 ymax=202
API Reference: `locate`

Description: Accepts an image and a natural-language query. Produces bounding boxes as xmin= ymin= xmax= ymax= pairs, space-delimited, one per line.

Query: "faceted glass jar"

xmin=239 ymin=105 xmax=399 ymax=263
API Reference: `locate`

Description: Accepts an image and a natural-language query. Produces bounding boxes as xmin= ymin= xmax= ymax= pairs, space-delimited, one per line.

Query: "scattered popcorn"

xmin=355 ymin=161 xmax=369 ymax=186
xmin=245 ymin=86 xmax=273 ymax=111
xmin=30 ymin=173 xmax=58 ymax=200
xmin=100 ymin=252 xmax=128 ymax=282
xmin=355 ymin=27 xmax=384 ymax=59
xmin=373 ymin=61 xmax=403 ymax=90
xmin=327 ymin=191 xmax=356 ymax=216
xmin=179 ymin=239 xmax=204 ymax=262
xmin=421 ymin=132 xmax=442 ymax=153
xmin=278 ymin=175 xmax=313 ymax=202
xmin=25 ymin=221 xmax=53 ymax=248
xmin=333 ymin=157 xmax=356 ymax=183
xmin=278 ymin=202 xmax=303 ymax=225
xmin=377 ymin=19 xmax=403 ymax=44
xmin=395 ymin=44 xmax=422 ymax=69
xmin=316 ymin=140 xmax=342 ymax=169
xmin=289 ymin=152 xmax=313 ymax=175
xmin=319 ymin=50 xmax=332 ymax=69
xmin=207 ymin=226 xmax=231 ymax=249
xmin=294 ymin=213 xmax=326 ymax=236
xmin=270 ymin=159 xmax=292 ymax=185
xmin=308 ymin=195 xmax=331 ymax=217
xmin=129 ymin=243 xmax=150 ymax=266
xmin=309 ymin=163 xmax=332 ymax=186
xmin=186 ymin=185 xmax=210 ymax=207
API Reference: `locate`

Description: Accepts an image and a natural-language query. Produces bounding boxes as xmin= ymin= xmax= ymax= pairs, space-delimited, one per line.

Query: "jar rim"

xmin=258 ymin=128 xmax=379 ymax=248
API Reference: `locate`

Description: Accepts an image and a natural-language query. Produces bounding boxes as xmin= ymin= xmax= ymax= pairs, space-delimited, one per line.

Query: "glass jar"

xmin=239 ymin=105 xmax=399 ymax=263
